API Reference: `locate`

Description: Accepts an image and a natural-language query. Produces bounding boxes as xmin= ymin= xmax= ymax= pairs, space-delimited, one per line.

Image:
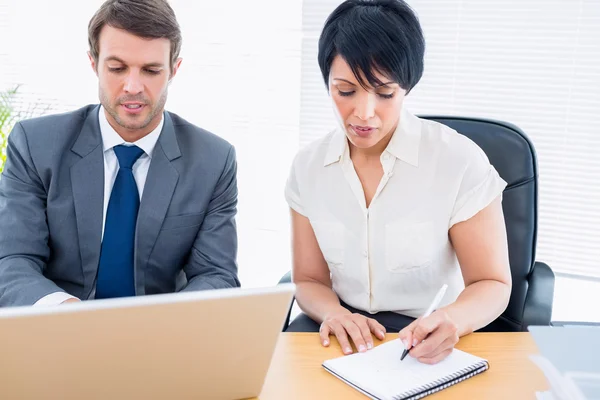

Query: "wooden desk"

xmin=258 ymin=332 xmax=548 ymax=399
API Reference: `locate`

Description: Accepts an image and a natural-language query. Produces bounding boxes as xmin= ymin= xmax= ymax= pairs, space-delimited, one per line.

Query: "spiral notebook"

xmin=322 ymin=340 xmax=489 ymax=400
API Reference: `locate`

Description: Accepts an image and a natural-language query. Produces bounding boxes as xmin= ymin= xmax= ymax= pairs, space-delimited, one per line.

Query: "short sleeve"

xmin=284 ymin=155 xmax=306 ymax=216
xmin=449 ymin=141 xmax=507 ymax=228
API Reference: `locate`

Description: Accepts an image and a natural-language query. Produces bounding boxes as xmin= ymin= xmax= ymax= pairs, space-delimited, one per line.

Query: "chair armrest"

xmin=522 ymin=261 xmax=555 ymax=330
xmin=278 ymin=270 xmax=294 ymax=331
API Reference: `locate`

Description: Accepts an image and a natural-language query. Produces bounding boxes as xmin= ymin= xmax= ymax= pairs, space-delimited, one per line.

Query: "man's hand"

xmin=320 ymin=311 xmax=386 ymax=355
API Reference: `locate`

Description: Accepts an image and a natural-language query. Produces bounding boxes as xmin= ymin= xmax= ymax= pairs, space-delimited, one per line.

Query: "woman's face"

xmin=329 ymin=55 xmax=407 ymax=151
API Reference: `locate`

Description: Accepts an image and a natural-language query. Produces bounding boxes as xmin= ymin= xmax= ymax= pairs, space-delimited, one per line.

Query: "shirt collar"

xmin=324 ymin=129 xmax=347 ymax=166
xmin=385 ymin=107 xmax=421 ymax=167
xmin=323 ymin=106 xmax=421 ymax=167
xmin=98 ymin=105 xmax=164 ymax=158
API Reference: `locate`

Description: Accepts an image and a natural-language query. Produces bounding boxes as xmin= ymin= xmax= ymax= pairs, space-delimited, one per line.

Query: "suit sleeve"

xmin=0 ymin=123 xmax=70 ymax=306
xmin=181 ymin=145 xmax=240 ymax=292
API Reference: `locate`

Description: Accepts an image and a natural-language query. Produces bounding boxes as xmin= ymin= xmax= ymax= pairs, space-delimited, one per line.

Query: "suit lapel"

xmin=134 ymin=112 xmax=180 ymax=294
xmin=70 ymin=105 xmax=104 ymax=298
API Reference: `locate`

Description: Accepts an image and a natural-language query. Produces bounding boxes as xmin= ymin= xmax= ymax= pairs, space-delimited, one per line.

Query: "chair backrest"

xmin=421 ymin=116 xmax=538 ymax=332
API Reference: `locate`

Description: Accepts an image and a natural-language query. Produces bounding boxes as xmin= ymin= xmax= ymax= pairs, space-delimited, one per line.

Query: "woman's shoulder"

xmin=418 ymin=116 xmax=489 ymax=167
xmin=291 ymin=128 xmax=342 ymax=168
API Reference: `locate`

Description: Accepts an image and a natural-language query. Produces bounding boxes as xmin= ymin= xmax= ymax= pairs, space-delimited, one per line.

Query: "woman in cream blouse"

xmin=285 ymin=0 xmax=512 ymax=365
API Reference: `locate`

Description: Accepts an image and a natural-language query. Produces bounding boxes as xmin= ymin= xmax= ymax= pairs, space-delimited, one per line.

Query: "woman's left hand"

xmin=398 ymin=309 xmax=460 ymax=364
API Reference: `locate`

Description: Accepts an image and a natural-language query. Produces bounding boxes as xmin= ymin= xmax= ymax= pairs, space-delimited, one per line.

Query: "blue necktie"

xmin=96 ymin=145 xmax=145 ymax=299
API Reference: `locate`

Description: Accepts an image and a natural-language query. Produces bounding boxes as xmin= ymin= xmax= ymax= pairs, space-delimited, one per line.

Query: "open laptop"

xmin=0 ymin=284 xmax=295 ymax=400
xmin=529 ymin=325 xmax=600 ymax=399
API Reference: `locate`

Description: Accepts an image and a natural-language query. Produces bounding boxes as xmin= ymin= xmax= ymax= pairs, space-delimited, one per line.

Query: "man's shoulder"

xmin=167 ymin=111 xmax=233 ymax=154
xmin=18 ymin=105 xmax=97 ymax=134
xmin=12 ymin=105 xmax=99 ymax=157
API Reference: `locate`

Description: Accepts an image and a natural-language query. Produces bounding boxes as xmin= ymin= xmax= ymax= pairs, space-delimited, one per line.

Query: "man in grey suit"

xmin=0 ymin=0 xmax=240 ymax=306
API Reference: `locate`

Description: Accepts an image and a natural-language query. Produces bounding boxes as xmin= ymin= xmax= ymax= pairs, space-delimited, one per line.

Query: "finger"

xmin=399 ymin=330 xmax=413 ymax=352
xmin=398 ymin=318 xmax=420 ymax=350
xmin=410 ymin=315 xmax=453 ymax=358
xmin=413 ymin=315 xmax=459 ymax=358
xmin=421 ymin=334 xmax=459 ymax=360
xmin=412 ymin=315 xmax=439 ymax=345
xmin=410 ymin=329 xmax=448 ymax=359
xmin=419 ymin=324 xmax=459 ymax=358
xmin=355 ymin=318 xmax=374 ymax=350
xmin=360 ymin=318 xmax=385 ymax=350
xmin=418 ymin=349 xmax=453 ymax=365
xmin=319 ymin=323 xmax=331 ymax=347
xmin=367 ymin=318 xmax=386 ymax=341
xmin=341 ymin=319 xmax=368 ymax=353
xmin=330 ymin=322 xmax=353 ymax=355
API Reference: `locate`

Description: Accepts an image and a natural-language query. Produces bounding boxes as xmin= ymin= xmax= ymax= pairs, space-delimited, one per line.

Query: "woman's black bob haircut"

xmin=318 ymin=0 xmax=425 ymax=94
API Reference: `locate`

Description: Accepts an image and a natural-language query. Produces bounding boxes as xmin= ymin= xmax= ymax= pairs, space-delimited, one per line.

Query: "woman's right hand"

xmin=320 ymin=310 xmax=386 ymax=355
xmin=287 ymin=210 xmax=386 ymax=354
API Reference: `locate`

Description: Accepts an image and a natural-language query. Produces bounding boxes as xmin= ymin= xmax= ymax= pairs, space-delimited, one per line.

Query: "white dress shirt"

xmin=34 ymin=106 xmax=164 ymax=306
xmin=285 ymin=107 xmax=507 ymax=318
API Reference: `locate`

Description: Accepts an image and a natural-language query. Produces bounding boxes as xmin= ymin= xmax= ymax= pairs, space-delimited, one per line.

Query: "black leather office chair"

xmin=279 ymin=116 xmax=555 ymax=332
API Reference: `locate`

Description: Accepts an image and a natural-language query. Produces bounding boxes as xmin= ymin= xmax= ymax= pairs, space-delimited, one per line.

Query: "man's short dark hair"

xmin=318 ymin=0 xmax=425 ymax=93
xmin=88 ymin=0 xmax=182 ymax=72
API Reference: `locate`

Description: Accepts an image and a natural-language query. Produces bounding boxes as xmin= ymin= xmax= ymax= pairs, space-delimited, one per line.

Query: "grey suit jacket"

xmin=0 ymin=105 xmax=240 ymax=306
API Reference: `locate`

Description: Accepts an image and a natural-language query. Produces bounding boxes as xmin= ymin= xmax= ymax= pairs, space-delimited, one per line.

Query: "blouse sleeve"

xmin=284 ymin=154 xmax=306 ymax=216
xmin=449 ymin=140 xmax=507 ymax=228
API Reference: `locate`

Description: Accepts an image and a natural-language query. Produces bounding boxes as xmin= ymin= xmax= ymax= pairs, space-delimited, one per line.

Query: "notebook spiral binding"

xmin=393 ymin=361 xmax=489 ymax=400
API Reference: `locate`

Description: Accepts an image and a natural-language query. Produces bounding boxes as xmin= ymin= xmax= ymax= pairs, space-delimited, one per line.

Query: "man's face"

xmin=89 ymin=25 xmax=181 ymax=140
